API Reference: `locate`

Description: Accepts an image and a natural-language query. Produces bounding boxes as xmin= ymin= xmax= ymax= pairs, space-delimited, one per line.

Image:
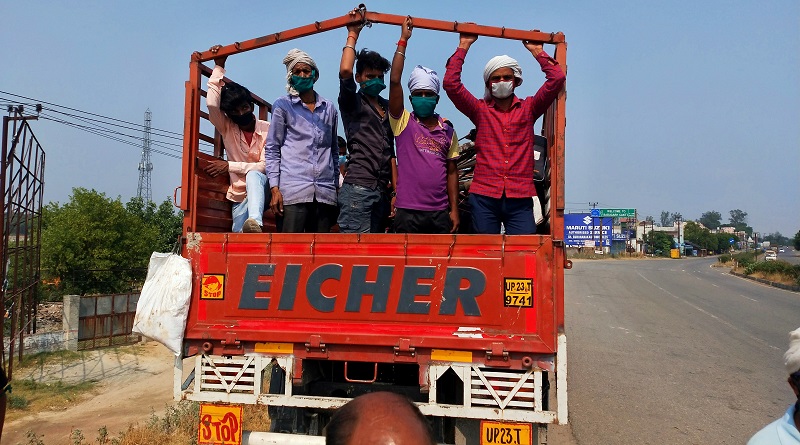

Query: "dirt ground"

xmin=4 ymin=341 xmax=176 ymax=445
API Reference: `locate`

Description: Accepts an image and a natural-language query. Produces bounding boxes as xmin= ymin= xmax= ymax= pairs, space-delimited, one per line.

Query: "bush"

xmin=744 ymin=261 xmax=800 ymax=285
xmin=8 ymin=393 xmax=30 ymax=409
xmin=733 ymin=251 xmax=758 ymax=267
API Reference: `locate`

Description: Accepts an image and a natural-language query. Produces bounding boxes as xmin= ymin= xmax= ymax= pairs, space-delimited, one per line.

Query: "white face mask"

xmin=491 ymin=80 xmax=514 ymax=99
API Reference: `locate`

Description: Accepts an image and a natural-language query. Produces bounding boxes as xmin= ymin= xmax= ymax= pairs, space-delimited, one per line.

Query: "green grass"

xmin=6 ymin=378 xmax=98 ymax=422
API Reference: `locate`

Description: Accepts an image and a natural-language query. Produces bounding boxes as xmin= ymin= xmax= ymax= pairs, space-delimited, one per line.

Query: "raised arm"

xmin=389 ymin=16 xmax=413 ymax=118
xmin=206 ymin=45 xmax=231 ymax=133
xmin=522 ymin=40 xmax=566 ymax=119
xmin=339 ymin=9 xmax=362 ymax=80
xmin=443 ymin=34 xmax=481 ymax=122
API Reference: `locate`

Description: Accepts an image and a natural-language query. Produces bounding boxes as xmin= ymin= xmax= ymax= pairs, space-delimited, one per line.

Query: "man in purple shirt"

xmin=388 ymin=17 xmax=460 ymax=234
xmin=266 ymin=49 xmax=339 ymax=233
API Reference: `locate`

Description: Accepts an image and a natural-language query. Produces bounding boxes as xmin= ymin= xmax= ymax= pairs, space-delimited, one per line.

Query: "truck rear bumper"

xmin=175 ymin=334 xmax=567 ymax=425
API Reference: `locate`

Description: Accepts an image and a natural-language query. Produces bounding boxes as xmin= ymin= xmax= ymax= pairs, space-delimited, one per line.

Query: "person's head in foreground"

xmin=325 ymin=391 xmax=436 ymax=445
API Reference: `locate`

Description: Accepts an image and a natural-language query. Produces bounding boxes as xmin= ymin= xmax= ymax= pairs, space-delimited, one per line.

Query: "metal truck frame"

xmin=175 ymin=6 xmax=568 ymax=444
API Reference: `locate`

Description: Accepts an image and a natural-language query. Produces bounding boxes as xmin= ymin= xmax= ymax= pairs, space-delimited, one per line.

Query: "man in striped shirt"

xmin=443 ymin=34 xmax=565 ymax=235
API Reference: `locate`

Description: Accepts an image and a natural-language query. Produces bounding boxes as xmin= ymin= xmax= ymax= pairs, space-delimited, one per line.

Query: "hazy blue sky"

xmin=3 ymin=1 xmax=798 ymax=236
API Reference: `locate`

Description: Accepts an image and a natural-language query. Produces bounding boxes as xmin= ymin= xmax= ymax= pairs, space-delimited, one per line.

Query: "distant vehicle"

xmin=765 ymin=250 xmax=777 ymax=261
xmin=779 ymin=248 xmax=786 ymax=253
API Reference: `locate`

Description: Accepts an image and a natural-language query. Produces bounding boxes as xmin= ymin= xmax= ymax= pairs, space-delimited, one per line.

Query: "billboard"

xmin=564 ymin=214 xmax=612 ymax=247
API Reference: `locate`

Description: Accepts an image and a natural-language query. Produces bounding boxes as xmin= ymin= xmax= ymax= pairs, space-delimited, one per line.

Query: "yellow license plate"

xmin=198 ymin=403 xmax=242 ymax=445
xmin=480 ymin=420 xmax=533 ymax=445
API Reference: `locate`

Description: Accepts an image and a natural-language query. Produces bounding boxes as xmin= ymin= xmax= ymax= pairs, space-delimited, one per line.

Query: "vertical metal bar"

xmin=552 ymin=41 xmax=567 ymax=332
xmin=0 ymin=116 xmax=9 ymax=376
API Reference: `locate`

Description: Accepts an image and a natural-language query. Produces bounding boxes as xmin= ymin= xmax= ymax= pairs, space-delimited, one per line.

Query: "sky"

xmin=2 ymin=1 xmax=798 ymax=236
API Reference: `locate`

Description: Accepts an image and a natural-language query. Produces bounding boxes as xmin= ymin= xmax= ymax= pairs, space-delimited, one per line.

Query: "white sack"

xmin=132 ymin=252 xmax=192 ymax=356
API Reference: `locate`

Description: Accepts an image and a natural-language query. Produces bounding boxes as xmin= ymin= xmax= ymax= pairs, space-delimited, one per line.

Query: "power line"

xmin=38 ymin=111 xmax=182 ymax=152
xmin=2 ymin=91 xmax=215 ymax=157
xmin=38 ymin=115 xmax=180 ymax=159
xmin=0 ymin=90 xmax=182 ymax=136
xmin=40 ymin=106 xmax=184 ymax=140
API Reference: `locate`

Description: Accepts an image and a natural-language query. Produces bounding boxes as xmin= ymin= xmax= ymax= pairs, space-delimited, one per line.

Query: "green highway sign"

xmin=598 ymin=208 xmax=636 ymax=218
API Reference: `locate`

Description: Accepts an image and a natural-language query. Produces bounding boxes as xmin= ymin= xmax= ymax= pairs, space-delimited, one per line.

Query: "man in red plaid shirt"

xmin=443 ymin=33 xmax=565 ymax=234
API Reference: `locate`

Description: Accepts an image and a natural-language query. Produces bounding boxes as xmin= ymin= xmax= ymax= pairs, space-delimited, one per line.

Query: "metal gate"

xmin=77 ymin=292 xmax=141 ymax=350
xmin=1 ymin=107 xmax=46 ymax=379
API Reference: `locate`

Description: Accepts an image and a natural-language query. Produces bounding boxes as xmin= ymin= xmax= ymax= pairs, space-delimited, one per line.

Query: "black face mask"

xmin=229 ymin=112 xmax=255 ymax=127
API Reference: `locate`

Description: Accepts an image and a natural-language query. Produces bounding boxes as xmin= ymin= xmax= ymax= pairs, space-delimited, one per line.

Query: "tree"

xmin=684 ymin=221 xmax=714 ymax=251
xmin=698 ymin=211 xmax=722 ymax=230
xmin=644 ymin=215 xmax=655 ymax=223
xmin=645 ymin=230 xmax=674 ymax=256
xmin=729 ymin=209 xmax=748 ymax=228
xmin=660 ymin=211 xmax=672 ymax=227
xmin=763 ymin=232 xmax=790 ymax=247
xmin=794 ymin=230 xmax=800 ymax=251
xmin=671 ymin=212 xmax=683 ymax=224
xmin=126 ymin=196 xmax=183 ymax=252
xmin=715 ymin=233 xmax=738 ymax=253
xmin=41 ymin=188 xmax=163 ymax=295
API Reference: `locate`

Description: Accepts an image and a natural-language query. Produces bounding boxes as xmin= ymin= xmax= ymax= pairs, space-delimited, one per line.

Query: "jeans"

xmin=337 ymin=183 xmax=390 ymax=233
xmin=231 ymin=170 xmax=268 ymax=232
xmin=469 ymin=193 xmax=536 ymax=235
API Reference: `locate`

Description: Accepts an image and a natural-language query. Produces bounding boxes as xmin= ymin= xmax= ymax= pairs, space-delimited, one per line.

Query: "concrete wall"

xmin=3 ymin=331 xmax=66 ymax=355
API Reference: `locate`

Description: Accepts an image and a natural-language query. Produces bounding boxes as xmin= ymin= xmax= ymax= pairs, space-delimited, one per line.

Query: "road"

xmin=563 ymin=257 xmax=799 ymax=445
xmin=777 ymin=247 xmax=799 ymax=265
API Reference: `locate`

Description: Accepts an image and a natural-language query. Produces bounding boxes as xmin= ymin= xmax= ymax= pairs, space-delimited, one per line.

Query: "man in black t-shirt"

xmin=337 ymin=10 xmax=397 ymax=233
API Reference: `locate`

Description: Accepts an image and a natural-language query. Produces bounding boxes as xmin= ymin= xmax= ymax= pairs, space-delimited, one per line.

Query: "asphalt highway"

xmin=562 ymin=257 xmax=799 ymax=444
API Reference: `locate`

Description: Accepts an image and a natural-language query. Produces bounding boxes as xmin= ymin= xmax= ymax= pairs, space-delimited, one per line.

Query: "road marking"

xmin=739 ymin=294 xmax=758 ymax=302
xmin=636 ymin=271 xmax=779 ymax=350
xmin=711 ymin=284 xmax=718 ymax=287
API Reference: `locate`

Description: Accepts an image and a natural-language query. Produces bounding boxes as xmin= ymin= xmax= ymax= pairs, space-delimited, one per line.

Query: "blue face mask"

xmin=359 ymin=77 xmax=386 ymax=97
xmin=338 ymin=155 xmax=347 ymax=165
xmin=409 ymin=95 xmax=438 ymax=118
xmin=291 ymin=69 xmax=316 ymax=93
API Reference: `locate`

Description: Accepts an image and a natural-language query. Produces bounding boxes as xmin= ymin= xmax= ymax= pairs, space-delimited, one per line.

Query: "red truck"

xmin=175 ymin=6 xmax=569 ymax=445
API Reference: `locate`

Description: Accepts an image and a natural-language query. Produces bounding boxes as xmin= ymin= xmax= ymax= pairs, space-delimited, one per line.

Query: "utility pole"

xmin=137 ymin=109 xmax=153 ymax=203
xmin=589 ymin=202 xmax=598 ymax=252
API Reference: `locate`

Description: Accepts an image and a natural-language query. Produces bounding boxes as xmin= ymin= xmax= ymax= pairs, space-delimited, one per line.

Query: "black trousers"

xmin=279 ymin=199 xmax=338 ymax=233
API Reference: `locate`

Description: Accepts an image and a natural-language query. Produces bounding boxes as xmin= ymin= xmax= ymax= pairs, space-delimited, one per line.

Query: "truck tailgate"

xmin=184 ymin=232 xmax=558 ymax=355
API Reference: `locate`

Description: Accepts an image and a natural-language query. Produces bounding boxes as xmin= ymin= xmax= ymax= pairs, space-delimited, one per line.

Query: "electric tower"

xmin=137 ymin=109 xmax=153 ymax=203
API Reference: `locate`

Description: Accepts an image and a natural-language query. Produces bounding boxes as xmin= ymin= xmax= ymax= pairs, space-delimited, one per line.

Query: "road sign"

xmin=729 ymin=238 xmax=735 ymax=244
xmin=598 ymin=208 xmax=636 ymax=218
xmin=590 ymin=208 xmax=600 ymax=217
xmin=564 ymin=214 xmax=612 ymax=247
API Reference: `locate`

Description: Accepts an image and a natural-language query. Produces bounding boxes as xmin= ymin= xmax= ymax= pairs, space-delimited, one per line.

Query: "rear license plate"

xmin=198 ymin=403 xmax=242 ymax=445
xmin=480 ymin=420 xmax=533 ymax=445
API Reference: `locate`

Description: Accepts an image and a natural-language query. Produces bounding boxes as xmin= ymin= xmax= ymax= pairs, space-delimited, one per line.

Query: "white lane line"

xmin=740 ymin=294 xmax=758 ymax=302
xmin=711 ymin=284 xmax=719 ymax=287
xmin=636 ymin=271 xmax=779 ymax=350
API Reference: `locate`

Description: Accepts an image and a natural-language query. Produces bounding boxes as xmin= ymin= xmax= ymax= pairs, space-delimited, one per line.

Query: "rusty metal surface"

xmin=191 ymin=7 xmax=565 ymax=62
xmin=0 ymin=111 xmax=46 ymax=380
xmin=77 ymin=293 xmax=141 ymax=350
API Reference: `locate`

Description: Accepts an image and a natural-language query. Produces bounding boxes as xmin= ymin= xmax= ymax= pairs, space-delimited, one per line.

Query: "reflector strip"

xmin=255 ymin=342 xmax=293 ymax=354
xmin=431 ymin=349 xmax=473 ymax=363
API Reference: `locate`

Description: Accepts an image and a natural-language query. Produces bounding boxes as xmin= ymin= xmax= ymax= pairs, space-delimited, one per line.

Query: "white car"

xmin=765 ymin=251 xmax=777 ymax=261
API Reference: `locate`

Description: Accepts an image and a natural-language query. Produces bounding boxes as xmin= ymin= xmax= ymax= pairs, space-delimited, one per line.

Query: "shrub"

xmin=8 ymin=393 xmax=30 ymax=409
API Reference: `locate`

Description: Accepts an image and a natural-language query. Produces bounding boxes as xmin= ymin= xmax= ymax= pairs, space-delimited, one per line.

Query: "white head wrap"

xmin=784 ymin=327 xmax=800 ymax=374
xmin=407 ymin=65 xmax=440 ymax=95
xmin=282 ymin=48 xmax=319 ymax=96
xmin=482 ymin=55 xmax=523 ymax=100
